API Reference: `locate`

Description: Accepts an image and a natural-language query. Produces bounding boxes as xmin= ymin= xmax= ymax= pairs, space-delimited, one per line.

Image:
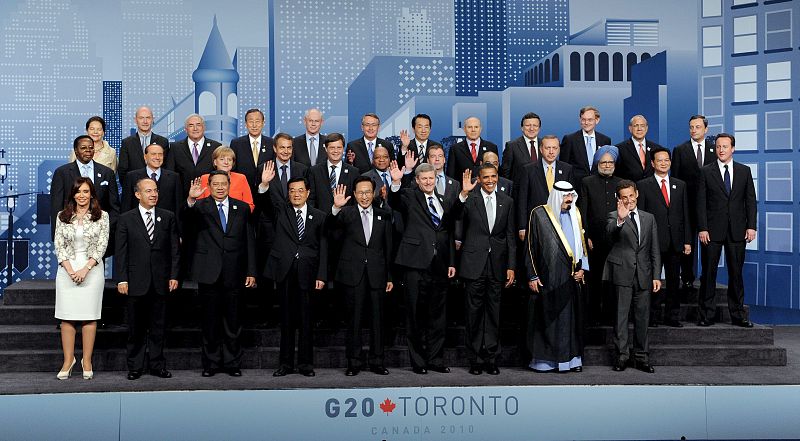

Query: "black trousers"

xmin=343 ymin=273 xmax=384 ymax=367
xmin=587 ymin=243 xmax=614 ymax=325
xmin=464 ymin=259 xmax=502 ymax=364
xmin=278 ymin=263 xmax=314 ymax=371
xmin=404 ymin=265 xmax=449 ymax=369
xmin=125 ymin=289 xmax=167 ymax=371
xmin=699 ymin=236 xmax=747 ymax=323
xmin=198 ymin=280 xmax=242 ymax=370
xmin=652 ymin=250 xmax=682 ymax=322
xmin=614 ymin=283 xmax=650 ymax=364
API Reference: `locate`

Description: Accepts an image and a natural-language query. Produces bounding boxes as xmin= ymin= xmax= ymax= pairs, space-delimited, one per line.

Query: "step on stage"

xmin=1 ymin=281 xmax=798 ymax=439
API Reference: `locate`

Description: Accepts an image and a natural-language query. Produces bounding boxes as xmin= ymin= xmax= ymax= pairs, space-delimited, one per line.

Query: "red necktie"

xmin=470 ymin=142 xmax=477 ymax=162
xmin=638 ymin=142 xmax=646 ymax=168
xmin=661 ymin=178 xmax=670 ymax=207
xmin=530 ymin=139 xmax=537 ymax=161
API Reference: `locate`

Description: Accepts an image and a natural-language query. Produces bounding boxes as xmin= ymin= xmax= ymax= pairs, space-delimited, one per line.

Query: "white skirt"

xmin=54 ymin=251 xmax=104 ymax=321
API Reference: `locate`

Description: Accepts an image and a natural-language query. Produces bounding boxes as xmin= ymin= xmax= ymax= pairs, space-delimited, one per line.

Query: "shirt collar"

xmin=327 ymin=159 xmax=340 ymax=169
xmin=138 ymin=204 xmax=154 ymax=217
xmin=213 ymin=197 xmax=229 ymax=207
xmin=137 ymin=130 xmax=152 ymax=138
xmin=718 ymin=158 xmax=732 ymax=167
xmin=654 ymin=173 xmax=669 ymax=183
xmin=276 ymin=158 xmax=289 ymax=168
xmin=249 ymin=135 xmax=261 ymax=144
xmin=632 ymin=137 xmax=646 ymax=146
xmin=146 ymin=166 xmax=160 ymax=177
xmin=415 ymin=138 xmax=427 ymax=148
xmin=364 ymin=137 xmax=377 ymax=144
xmin=480 ymin=188 xmax=495 ymax=199
xmin=189 ymin=137 xmax=205 ymax=147
xmin=77 ymin=159 xmax=95 ymax=168
xmin=306 ymin=133 xmax=319 ymax=141
xmin=582 ymin=130 xmax=595 ymax=138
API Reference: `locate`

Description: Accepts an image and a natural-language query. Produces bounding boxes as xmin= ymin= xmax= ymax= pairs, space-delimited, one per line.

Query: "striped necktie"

xmin=145 ymin=210 xmax=154 ymax=242
xmin=296 ymin=209 xmax=305 ymax=240
xmin=428 ymin=196 xmax=441 ymax=228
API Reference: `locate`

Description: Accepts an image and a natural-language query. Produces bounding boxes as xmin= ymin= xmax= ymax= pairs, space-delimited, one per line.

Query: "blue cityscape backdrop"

xmin=0 ymin=0 xmax=797 ymax=317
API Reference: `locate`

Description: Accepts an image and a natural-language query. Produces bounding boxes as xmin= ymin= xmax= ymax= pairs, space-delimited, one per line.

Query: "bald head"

xmin=135 ymin=106 xmax=154 ymax=134
xmin=463 ymin=116 xmax=482 ymax=141
xmin=304 ymin=109 xmax=324 ymax=135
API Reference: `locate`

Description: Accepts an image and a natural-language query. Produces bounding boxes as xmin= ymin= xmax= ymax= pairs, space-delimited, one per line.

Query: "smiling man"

xmin=346 ymin=113 xmax=396 ymax=174
xmin=231 ymin=108 xmax=274 ymax=190
xmin=615 ymin=115 xmax=663 ymax=182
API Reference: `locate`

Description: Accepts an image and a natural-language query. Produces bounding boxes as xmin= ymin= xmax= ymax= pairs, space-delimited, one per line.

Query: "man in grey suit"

xmin=603 ymin=180 xmax=661 ymax=373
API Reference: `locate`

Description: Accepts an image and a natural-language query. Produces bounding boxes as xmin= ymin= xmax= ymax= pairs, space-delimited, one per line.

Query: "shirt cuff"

xmin=331 ymin=206 xmax=341 ymax=216
xmin=458 ymin=192 xmax=468 ymax=203
xmin=258 ymin=184 xmax=269 ymax=194
xmin=390 ymin=183 xmax=401 ymax=192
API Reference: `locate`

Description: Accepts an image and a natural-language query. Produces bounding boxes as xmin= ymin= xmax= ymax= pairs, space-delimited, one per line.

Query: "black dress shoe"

xmin=345 ymin=367 xmax=359 ymax=376
xmin=612 ymin=360 xmax=627 ymax=372
xmin=149 ymin=368 xmax=172 ymax=378
xmin=369 ymin=365 xmax=389 ymax=375
xmin=227 ymin=368 xmax=242 ymax=377
xmin=127 ymin=370 xmax=142 ymax=380
xmin=732 ymin=319 xmax=754 ymax=328
xmin=468 ymin=365 xmax=482 ymax=375
xmin=201 ymin=368 xmax=216 ymax=377
xmin=299 ymin=368 xmax=316 ymax=377
xmin=485 ymin=364 xmax=500 ymax=375
xmin=697 ymin=319 xmax=715 ymax=327
xmin=272 ymin=367 xmax=291 ymax=377
xmin=634 ymin=361 xmax=655 ymax=373
xmin=664 ymin=319 xmax=684 ymax=328
xmin=428 ymin=365 xmax=450 ymax=373
xmin=412 ymin=367 xmax=428 ymax=375
xmin=570 ymin=366 xmax=583 ymax=373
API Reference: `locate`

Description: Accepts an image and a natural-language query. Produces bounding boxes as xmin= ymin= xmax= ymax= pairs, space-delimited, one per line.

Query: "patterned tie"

xmin=546 ymin=165 xmax=554 ymax=192
xmin=367 ymin=141 xmax=374 ymax=162
xmin=696 ymin=143 xmax=703 ymax=167
xmin=723 ymin=164 xmax=731 ymax=196
xmin=638 ymin=142 xmax=646 ymax=168
xmin=280 ymin=165 xmax=288 ymax=196
xmin=428 ymin=196 xmax=441 ymax=228
xmin=361 ymin=209 xmax=371 ymax=243
xmin=486 ymin=195 xmax=495 ymax=232
xmin=151 ymin=172 xmax=158 ymax=183
xmin=252 ymin=140 xmax=259 ymax=165
xmin=192 ymin=142 xmax=200 ymax=165
xmin=381 ymin=171 xmax=390 ymax=189
xmin=470 ymin=142 xmax=477 ymax=162
xmin=296 ymin=209 xmax=305 ymax=240
xmin=81 ymin=164 xmax=90 ymax=178
xmin=309 ymin=137 xmax=317 ymax=164
xmin=661 ymin=178 xmax=670 ymax=207
xmin=530 ymin=139 xmax=537 ymax=161
xmin=418 ymin=143 xmax=425 ymax=160
xmin=145 ymin=210 xmax=154 ymax=242
xmin=329 ymin=165 xmax=337 ymax=189
xmin=218 ymin=202 xmax=227 ymax=233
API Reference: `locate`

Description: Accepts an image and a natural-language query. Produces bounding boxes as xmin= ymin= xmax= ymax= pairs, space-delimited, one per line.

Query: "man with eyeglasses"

xmin=559 ymin=106 xmax=612 ymax=189
xmin=615 ymin=115 xmax=663 ymax=182
xmin=346 ymin=113 xmax=396 ymax=174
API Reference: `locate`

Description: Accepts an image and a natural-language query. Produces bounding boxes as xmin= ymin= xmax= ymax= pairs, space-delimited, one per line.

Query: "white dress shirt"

xmin=717 ymin=159 xmax=733 ymax=187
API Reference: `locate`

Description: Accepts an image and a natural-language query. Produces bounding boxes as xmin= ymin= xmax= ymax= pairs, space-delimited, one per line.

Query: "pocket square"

xmin=100 ymin=181 xmax=109 ymax=186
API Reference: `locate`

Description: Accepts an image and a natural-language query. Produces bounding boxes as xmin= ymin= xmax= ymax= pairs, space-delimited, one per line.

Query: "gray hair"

xmin=415 ymin=162 xmax=436 ymax=176
xmin=184 ymin=113 xmax=205 ymax=125
xmin=629 ymin=114 xmax=647 ymax=125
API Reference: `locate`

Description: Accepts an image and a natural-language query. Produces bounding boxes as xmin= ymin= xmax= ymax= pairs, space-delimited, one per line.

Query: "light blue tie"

xmin=218 ymin=202 xmax=227 ymax=233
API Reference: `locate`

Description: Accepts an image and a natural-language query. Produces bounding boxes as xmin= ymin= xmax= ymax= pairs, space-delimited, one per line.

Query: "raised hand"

xmin=399 ymin=129 xmax=411 ymax=150
xmin=261 ymin=160 xmax=275 ymax=186
xmin=403 ymin=149 xmax=418 ymax=171
xmin=332 ymin=184 xmax=351 ymax=208
xmin=188 ymin=177 xmax=206 ymax=199
xmin=388 ymin=160 xmax=404 ymax=184
xmin=461 ymin=169 xmax=477 ymax=193
xmin=616 ymin=198 xmax=630 ymax=222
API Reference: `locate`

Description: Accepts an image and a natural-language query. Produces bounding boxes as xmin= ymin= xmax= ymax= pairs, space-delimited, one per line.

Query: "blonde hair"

xmin=212 ymin=145 xmax=236 ymax=164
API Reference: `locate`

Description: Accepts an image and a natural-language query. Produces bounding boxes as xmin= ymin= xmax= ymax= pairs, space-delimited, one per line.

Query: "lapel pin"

xmin=710 ymin=148 xmax=714 ymax=152
xmin=672 ymin=185 xmax=676 ymax=189
xmin=309 ymin=215 xmax=313 ymax=220
xmin=558 ymin=170 xmax=563 ymax=174
xmin=482 ymin=146 xmax=486 ymax=151
xmin=647 ymin=147 xmax=651 ymax=151
xmin=448 ymin=179 xmax=452 ymax=184
xmin=438 ymin=197 xmax=443 ymax=202
xmin=97 ymin=172 xmax=102 ymax=177
xmin=500 ymin=187 xmax=506 ymax=191
xmin=377 ymin=215 xmax=382 ymax=221
xmin=261 ymin=148 xmax=266 ymax=153
xmin=344 ymin=169 xmax=349 ymax=174
xmin=156 ymin=216 xmax=161 ymax=222
xmin=206 ymin=142 xmax=211 ymax=147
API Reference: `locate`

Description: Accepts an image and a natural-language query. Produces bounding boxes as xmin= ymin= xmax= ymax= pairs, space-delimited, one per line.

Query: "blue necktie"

xmin=218 ymin=202 xmax=227 ymax=233
xmin=381 ymin=171 xmax=390 ymax=189
xmin=428 ymin=196 xmax=441 ymax=228
xmin=723 ymin=164 xmax=731 ymax=196
xmin=329 ymin=165 xmax=337 ymax=189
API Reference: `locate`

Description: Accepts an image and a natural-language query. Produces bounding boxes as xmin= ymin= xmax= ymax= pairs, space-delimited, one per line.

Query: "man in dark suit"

xmin=387 ymin=160 xmax=471 ymax=374
xmin=292 ymin=108 xmax=327 ymax=167
xmin=457 ymin=163 xmax=515 ymax=375
xmin=446 ymin=117 xmax=498 ymax=180
xmin=50 ymin=135 xmax=120 ymax=241
xmin=480 ymin=151 xmax=513 ymax=198
xmin=257 ymin=169 xmax=327 ymax=377
xmin=637 ymin=147 xmax=691 ymax=328
xmin=697 ymin=133 xmax=757 ymax=328
xmin=165 ymin=113 xmax=221 ymax=196
xmin=426 ymin=144 xmax=462 ymax=203
xmin=500 ymin=112 xmax=541 ymax=183
xmin=185 ymin=171 xmax=257 ymax=377
xmin=231 ymin=108 xmax=274 ymax=190
xmin=362 ymin=145 xmax=393 ymax=209
xmin=115 ymin=178 xmax=180 ymax=380
xmin=307 ymin=133 xmax=359 ymax=214
xmin=615 ymin=115 xmax=660 ymax=182
xmin=398 ymin=113 xmax=442 ymax=170
xmin=121 ymin=143 xmax=183 ymax=215
xmin=559 ymin=106 xmax=612 ymax=189
xmin=330 ymin=178 xmax=393 ymax=376
xmin=671 ymin=115 xmax=717 ymax=289
xmin=118 ymin=106 xmax=170 ymax=188
xmin=515 ymin=135 xmax=574 ymax=240
xmin=603 ymin=180 xmax=661 ymax=373
xmin=346 ymin=113 xmax=396 ymax=174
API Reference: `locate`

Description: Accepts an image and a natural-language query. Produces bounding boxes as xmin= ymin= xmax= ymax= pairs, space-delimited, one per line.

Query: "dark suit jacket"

xmin=603 ymin=209 xmax=661 ymax=289
xmin=637 ymin=176 xmax=691 ymax=254
xmin=307 ymin=162 xmax=359 ymax=214
xmin=446 ymin=139 xmax=498 ymax=180
xmin=121 ymin=168 xmax=183 ymax=216
xmin=50 ymin=161 xmax=120 ymax=240
xmin=118 ymin=133 xmax=170 ymax=188
xmin=515 ymin=160 xmax=574 ymax=230
xmin=260 ymin=197 xmax=328 ymax=289
xmin=670 ymin=139 xmax=716 ymax=227
xmin=697 ymin=161 xmax=757 ymax=242
xmin=398 ymin=139 xmax=442 ymax=170
xmin=457 ymin=191 xmax=515 ymax=280
xmin=186 ymin=197 xmax=256 ymax=288
xmin=615 ymin=138 xmax=660 ymax=182
xmin=114 ymin=207 xmax=180 ymax=296
xmin=500 ymin=136 xmax=539 ymax=182
xmin=165 ymin=137 xmax=220 ymax=196
xmin=253 ymin=160 xmax=308 ymax=253
xmin=577 ymin=174 xmax=621 ymax=246
xmin=346 ymin=137 xmax=396 ymax=174
xmin=388 ymin=187 xmax=462 ymax=270
xmin=292 ymin=133 xmax=327 ymax=167
xmin=330 ymin=205 xmax=392 ymax=288
xmin=231 ymin=134 xmax=274 ymax=190
xmin=559 ymin=130 xmax=612 ymax=184
xmin=497 ymin=177 xmax=513 ymax=199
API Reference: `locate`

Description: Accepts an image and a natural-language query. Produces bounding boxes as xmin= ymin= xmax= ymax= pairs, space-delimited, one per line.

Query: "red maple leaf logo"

xmin=379 ymin=398 xmax=396 ymax=414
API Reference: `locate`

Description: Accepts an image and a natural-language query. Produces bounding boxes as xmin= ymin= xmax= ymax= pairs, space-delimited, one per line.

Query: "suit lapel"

xmin=709 ymin=164 xmax=727 ymax=195
xmin=133 ymin=209 xmax=152 ymax=243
